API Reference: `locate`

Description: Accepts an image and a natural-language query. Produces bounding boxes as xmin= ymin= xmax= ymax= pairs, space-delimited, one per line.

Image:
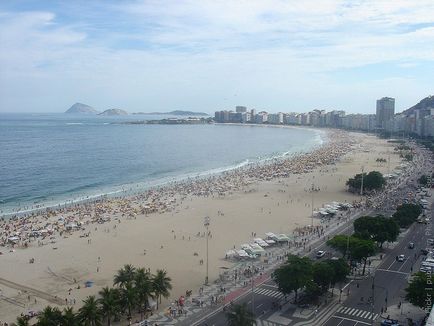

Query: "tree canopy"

xmin=272 ymin=255 xmax=312 ymax=302
xmin=405 ymin=272 xmax=434 ymax=309
xmin=273 ymin=255 xmax=350 ymax=304
xmin=17 ymin=265 xmax=172 ymax=326
xmin=353 ymin=215 xmax=400 ymax=247
xmin=346 ymin=171 xmax=385 ymax=192
xmin=392 ymin=203 xmax=422 ymax=228
xmin=327 ymin=235 xmax=376 ymax=275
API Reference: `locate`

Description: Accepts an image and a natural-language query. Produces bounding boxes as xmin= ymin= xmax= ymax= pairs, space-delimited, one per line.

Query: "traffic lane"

xmin=197 ymin=290 xmax=275 ymax=326
xmin=324 ymin=315 xmax=371 ymax=326
xmin=345 ymin=259 xmax=408 ymax=311
xmin=377 ymin=223 xmax=426 ymax=272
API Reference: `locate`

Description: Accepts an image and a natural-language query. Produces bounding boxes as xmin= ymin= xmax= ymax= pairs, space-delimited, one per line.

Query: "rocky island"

xmin=65 ymin=103 xmax=99 ymax=114
xmin=99 ymin=109 xmax=128 ymax=116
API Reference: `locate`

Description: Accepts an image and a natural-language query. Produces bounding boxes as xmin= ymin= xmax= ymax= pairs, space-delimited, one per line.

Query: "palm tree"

xmin=135 ymin=268 xmax=154 ymax=319
xmin=120 ymin=283 xmax=136 ymax=321
xmin=62 ymin=306 xmax=78 ymax=326
xmin=152 ymin=269 xmax=172 ymax=309
xmin=77 ymin=296 xmax=102 ymax=326
xmin=98 ymin=287 xmax=120 ymax=326
xmin=37 ymin=306 xmax=63 ymax=326
xmin=113 ymin=264 xmax=136 ymax=288
xmin=226 ymin=303 xmax=257 ymax=326
xmin=14 ymin=316 xmax=29 ymax=326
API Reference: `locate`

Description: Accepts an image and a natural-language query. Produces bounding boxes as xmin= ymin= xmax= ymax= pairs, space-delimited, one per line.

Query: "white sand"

xmin=0 ymin=131 xmax=402 ymax=323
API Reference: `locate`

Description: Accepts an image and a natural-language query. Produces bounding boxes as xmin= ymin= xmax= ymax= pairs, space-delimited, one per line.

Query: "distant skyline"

xmin=1 ymin=0 xmax=434 ymax=114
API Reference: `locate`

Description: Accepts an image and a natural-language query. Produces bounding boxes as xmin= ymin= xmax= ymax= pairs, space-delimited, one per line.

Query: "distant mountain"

xmin=134 ymin=110 xmax=209 ymax=116
xmin=98 ymin=109 xmax=128 ymax=116
xmin=402 ymin=95 xmax=434 ymax=115
xmin=65 ymin=103 xmax=99 ymax=114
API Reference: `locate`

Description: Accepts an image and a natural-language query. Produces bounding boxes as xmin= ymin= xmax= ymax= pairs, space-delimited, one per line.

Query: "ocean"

xmin=0 ymin=113 xmax=324 ymax=216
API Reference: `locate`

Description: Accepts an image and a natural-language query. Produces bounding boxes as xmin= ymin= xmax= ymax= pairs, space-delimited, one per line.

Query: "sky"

xmin=1 ymin=0 xmax=434 ymax=114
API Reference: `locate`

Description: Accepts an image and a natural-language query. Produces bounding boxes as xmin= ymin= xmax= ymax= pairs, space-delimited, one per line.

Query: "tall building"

xmin=235 ymin=106 xmax=247 ymax=113
xmin=376 ymin=97 xmax=395 ymax=128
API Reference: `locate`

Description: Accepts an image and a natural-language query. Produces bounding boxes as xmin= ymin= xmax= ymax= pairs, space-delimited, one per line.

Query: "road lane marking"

xmin=331 ymin=315 xmax=371 ymax=325
xmin=376 ymin=268 xmax=408 ymax=275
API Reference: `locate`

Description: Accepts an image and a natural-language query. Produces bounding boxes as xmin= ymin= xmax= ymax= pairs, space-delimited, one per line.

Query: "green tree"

xmin=346 ymin=171 xmax=385 ymax=192
xmin=405 ymin=272 xmax=434 ymax=308
xmin=351 ymin=238 xmax=376 ymax=275
xmin=325 ymin=258 xmax=350 ymax=285
xmin=152 ymin=269 xmax=172 ymax=309
xmin=327 ymin=235 xmax=351 ymax=258
xmin=393 ymin=204 xmax=423 ymax=228
xmin=62 ymin=307 xmax=78 ymax=326
xmin=98 ymin=287 xmax=120 ymax=326
xmin=135 ymin=268 xmax=154 ymax=320
xmin=353 ymin=215 xmax=399 ymax=247
xmin=327 ymin=235 xmax=375 ymax=275
xmin=303 ymin=280 xmax=323 ymax=303
xmin=312 ymin=261 xmax=334 ymax=293
xmin=272 ymin=255 xmax=312 ymax=302
xmin=113 ymin=264 xmax=136 ymax=288
xmin=37 ymin=306 xmax=63 ymax=326
xmin=77 ymin=296 xmax=102 ymax=326
xmin=120 ymin=283 xmax=136 ymax=321
xmin=226 ymin=303 xmax=256 ymax=326
xmin=14 ymin=316 xmax=29 ymax=326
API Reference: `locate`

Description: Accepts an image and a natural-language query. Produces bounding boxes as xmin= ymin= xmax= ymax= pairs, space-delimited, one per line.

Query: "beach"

xmin=0 ymin=129 xmax=403 ymax=323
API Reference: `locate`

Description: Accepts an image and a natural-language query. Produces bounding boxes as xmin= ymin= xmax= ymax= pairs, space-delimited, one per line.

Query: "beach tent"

xmin=249 ymin=243 xmax=266 ymax=254
xmin=276 ymin=234 xmax=290 ymax=242
xmin=236 ymin=250 xmax=251 ymax=259
xmin=241 ymin=244 xmax=256 ymax=255
xmin=265 ymin=232 xmax=278 ymax=241
xmin=254 ymin=238 xmax=269 ymax=247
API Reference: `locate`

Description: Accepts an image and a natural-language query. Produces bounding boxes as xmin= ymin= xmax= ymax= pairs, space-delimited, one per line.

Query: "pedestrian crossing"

xmin=337 ymin=306 xmax=379 ymax=320
xmin=254 ymin=287 xmax=285 ymax=300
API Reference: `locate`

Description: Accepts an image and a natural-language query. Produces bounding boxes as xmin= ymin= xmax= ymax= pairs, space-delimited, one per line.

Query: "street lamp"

xmin=204 ymin=216 xmax=210 ymax=286
xmin=251 ymin=265 xmax=255 ymax=316
xmin=311 ymin=183 xmax=315 ymax=227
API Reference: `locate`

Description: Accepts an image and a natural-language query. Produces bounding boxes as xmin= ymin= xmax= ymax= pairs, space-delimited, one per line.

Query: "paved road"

xmin=323 ymin=199 xmax=433 ymax=326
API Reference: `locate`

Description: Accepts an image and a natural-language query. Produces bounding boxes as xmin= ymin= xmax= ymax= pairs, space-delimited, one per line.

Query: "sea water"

xmin=0 ymin=113 xmax=324 ymax=216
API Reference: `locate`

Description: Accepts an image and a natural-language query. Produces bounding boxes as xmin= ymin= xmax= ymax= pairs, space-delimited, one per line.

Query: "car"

xmin=316 ymin=250 xmax=326 ymax=258
xmin=408 ymin=242 xmax=415 ymax=249
xmin=398 ymin=254 xmax=405 ymax=262
xmin=381 ymin=319 xmax=400 ymax=325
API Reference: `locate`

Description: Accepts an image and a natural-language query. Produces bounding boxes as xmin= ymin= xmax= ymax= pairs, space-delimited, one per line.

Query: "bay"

xmin=0 ymin=113 xmax=323 ymax=215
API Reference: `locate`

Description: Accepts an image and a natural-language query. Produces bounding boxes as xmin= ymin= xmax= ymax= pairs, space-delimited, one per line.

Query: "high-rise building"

xmin=376 ymin=97 xmax=395 ymax=128
xmin=235 ymin=106 xmax=247 ymax=113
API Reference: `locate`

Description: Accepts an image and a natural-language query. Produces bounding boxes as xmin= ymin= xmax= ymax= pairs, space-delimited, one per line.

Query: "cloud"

xmin=0 ymin=1 xmax=434 ymax=113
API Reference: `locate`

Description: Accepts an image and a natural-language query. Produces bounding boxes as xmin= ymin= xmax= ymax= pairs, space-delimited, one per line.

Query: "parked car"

xmin=381 ymin=319 xmax=400 ymax=326
xmin=316 ymin=250 xmax=326 ymax=259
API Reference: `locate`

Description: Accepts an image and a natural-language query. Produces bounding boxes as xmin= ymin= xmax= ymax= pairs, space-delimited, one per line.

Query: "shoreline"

xmin=1 ymin=124 xmax=326 ymax=218
xmin=0 ymin=129 xmax=402 ymax=323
